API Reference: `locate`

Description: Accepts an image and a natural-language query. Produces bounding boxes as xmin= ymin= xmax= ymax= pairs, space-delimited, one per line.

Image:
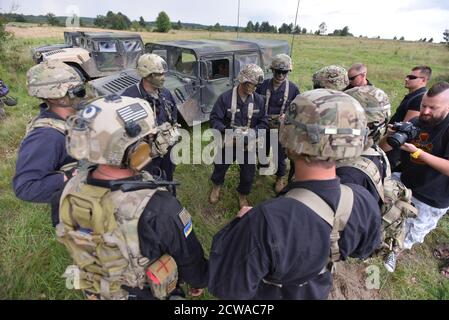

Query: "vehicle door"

xmin=199 ymin=54 xmax=233 ymax=114
xmin=92 ymin=40 xmax=124 ymax=72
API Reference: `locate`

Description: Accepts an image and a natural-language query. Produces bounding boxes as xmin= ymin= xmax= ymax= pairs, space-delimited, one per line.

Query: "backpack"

xmin=337 ymin=146 xmax=417 ymax=250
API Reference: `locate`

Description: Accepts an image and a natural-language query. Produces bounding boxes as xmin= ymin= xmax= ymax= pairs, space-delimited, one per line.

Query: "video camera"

xmin=387 ymin=122 xmax=420 ymax=149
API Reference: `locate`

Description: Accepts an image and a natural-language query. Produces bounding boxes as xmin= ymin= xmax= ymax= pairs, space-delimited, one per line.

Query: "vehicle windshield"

xmin=148 ymin=45 xmax=198 ymax=78
xmin=97 ymin=41 xmax=118 ymax=53
xmin=121 ymin=39 xmax=143 ymax=52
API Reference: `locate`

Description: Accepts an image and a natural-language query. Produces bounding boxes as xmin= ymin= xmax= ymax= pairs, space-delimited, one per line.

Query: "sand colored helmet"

xmin=237 ymin=64 xmax=264 ymax=85
xmin=280 ymin=89 xmax=368 ymax=161
xmin=312 ymin=65 xmax=349 ymax=91
xmin=27 ymin=60 xmax=83 ymax=99
xmin=271 ymin=54 xmax=293 ymax=71
xmin=345 ymin=85 xmax=391 ymax=141
xmin=137 ymin=53 xmax=168 ymax=78
xmin=66 ymin=95 xmax=158 ymax=170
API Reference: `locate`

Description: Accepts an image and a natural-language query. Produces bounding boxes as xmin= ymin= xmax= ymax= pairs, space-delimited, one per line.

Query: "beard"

xmin=419 ymin=113 xmax=447 ymax=127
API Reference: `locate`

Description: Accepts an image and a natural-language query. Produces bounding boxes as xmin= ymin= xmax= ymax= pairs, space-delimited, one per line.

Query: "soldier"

xmin=312 ymin=65 xmax=349 ymax=91
xmin=288 ymin=65 xmax=350 ymax=182
xmin=209 ymin=64 xmax=268 ymax=209
xmin=337 ymin=85 xmax=392 ymax=204
xmin=208 ymin=89 xmax=381 ymax=300
xmin=13 ymin=60 xmax=86 ymax=226
xmin=122 ymin=53 xmax=179 ymax=195
xmin=57 ymin=95 xmax=208 ymax=300
xmin=256 ymin=54 xmax=300 ymax=193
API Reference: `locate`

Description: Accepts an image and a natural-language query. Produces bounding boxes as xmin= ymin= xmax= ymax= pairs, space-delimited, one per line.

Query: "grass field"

xmin=1 ymin=25 xmax=449 ymax=300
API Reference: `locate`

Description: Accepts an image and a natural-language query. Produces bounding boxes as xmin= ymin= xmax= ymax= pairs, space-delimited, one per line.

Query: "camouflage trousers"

xmin=392 ymin=173 xmax=449 ymax=250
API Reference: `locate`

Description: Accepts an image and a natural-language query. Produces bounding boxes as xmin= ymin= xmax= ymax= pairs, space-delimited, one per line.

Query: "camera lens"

xmin=387 ymin=132 xmax=408 ymax=149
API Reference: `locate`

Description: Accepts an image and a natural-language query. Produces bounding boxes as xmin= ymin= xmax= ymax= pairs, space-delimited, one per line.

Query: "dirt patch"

xmin=329 ymin=262 xmax=381 ymax=300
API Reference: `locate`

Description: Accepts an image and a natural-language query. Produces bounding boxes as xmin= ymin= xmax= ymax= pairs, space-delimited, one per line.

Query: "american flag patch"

xmin=117 ymin=103 xmax=148 ymax=123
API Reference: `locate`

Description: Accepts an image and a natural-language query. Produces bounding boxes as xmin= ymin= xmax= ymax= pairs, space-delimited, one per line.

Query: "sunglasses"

xmin=348 ymin=73 xmax=364 ymax=81
xmin=406 ymin=75 xmax=424 ymax=80
xmin=274 ymin=70 xmax=289 ymax=75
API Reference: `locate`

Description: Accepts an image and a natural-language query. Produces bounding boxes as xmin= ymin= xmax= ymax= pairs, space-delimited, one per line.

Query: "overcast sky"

xmin=1 ymin=0 xmax=448 ymax=41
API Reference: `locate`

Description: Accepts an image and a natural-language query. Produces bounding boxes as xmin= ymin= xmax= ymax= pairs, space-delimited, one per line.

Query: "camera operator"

xmin=380 ymin=82 xmax=449 ymax=261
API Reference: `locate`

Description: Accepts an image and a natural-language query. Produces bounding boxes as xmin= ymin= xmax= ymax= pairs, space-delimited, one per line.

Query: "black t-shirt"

xmin=208 ymin=179 xmax=381 ymax=300
xmin=400 ymin=115 xmax=449 ymax=208
xmin=390 ymin=87 xmax=427 ymax=124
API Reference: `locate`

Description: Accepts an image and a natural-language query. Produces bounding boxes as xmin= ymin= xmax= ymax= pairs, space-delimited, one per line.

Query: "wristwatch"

xmin=411 ymin=149 xmax=423 ymax=159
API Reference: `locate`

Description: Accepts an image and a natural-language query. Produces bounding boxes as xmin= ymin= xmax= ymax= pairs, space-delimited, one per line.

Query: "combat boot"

xmin=238 ymin=194 xmax=249 ymax=209
xmin=209 ymin=184 xmax=221 ymax=204
xmin=274 ymin=177 xmax=286 ymax=194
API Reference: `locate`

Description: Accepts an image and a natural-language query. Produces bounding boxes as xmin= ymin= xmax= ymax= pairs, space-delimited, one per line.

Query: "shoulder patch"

xmin=178 ymin=208 xmax=193 ymax=238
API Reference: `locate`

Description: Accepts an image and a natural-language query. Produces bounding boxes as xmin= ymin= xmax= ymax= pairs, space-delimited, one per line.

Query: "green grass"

xmin=1 ymin=28 xmax=449 ymax=300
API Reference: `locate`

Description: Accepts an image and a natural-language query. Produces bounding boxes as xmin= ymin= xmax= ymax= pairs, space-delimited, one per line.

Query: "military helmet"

xmin=137 ymin=53 xmax=168 ymax=78
xmin=27 ymin=60 xmax=83 ymax=99
xmin=280 ymin=89 xmax=368 ymax=161
xmin=237 ymin=64 xmax=264 ymax=85
xmin=66 ymin=95 xmax=157 ymax=170
xmin=312 ymin=65 xmax=349 ymax=91
xmin=345 ymin=85 xmax=391 ymax=125
xmin=271 ymin=54 xmax=292 ymax=71
xmin=345 ymin=85 xmax=391 ymax=141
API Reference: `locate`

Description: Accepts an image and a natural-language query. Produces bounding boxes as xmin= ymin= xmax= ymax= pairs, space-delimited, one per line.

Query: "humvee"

xmin=87 ymin=39 xmax=290 ymax=126
xmin=31 ymin=31 xmax=83 ymax=64
xmin=38 ymin=32 xmax=144 ymax=80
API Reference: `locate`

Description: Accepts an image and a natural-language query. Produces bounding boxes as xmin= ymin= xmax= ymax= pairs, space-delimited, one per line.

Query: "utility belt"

xmin=153 ymin=122 xmax=182 ymax=157
xmin=223 ymin=126 xmax=262 ymax=151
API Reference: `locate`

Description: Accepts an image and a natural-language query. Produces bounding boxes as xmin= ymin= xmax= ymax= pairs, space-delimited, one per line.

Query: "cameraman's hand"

xmin=401 ymin=143 xmax=418 ymax=154
xmin=385 ymin=124 xmax=397 ymax=137
xmin=237 ymin=206 xmax=253 ymax=218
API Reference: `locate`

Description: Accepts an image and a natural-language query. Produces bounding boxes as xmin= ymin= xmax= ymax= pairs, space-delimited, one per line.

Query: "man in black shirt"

xmin=208 ymin=89 xmax=381 ymax=300
xmin=388 ymin=66 xmax=432 ymax=168
xmin=381 ymin=82 xmax=449 ymax=254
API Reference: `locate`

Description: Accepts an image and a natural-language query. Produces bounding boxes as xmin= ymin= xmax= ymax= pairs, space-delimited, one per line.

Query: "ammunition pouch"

xmin=268 ymin=115 xmax=281 ymax=129
xmin=153 ymin=122 xmax=182 ymax=157
xmin=145 ymin=254 xmax=178 ymax=300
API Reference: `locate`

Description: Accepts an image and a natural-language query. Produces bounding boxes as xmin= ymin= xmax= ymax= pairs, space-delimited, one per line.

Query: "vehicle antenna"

xmin=237 ymin=0 xmax=241 ymax=39
xmin=290 ymin=0 xmax=301 ymax=57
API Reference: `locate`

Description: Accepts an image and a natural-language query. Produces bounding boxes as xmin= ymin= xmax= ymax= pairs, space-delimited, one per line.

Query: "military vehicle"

xmin=31 ymin=31 xmax=83 ymax=64
xmin=37 ymin=32 xmax=144 ymax=80
xmin=87 ymin=39 xmax=290 ymax=126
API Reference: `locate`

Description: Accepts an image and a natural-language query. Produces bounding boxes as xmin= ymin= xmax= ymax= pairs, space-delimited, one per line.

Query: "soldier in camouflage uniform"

xmin=58 ymin=96 xmax=208 ymax=300
xmin=209 ymin=64 xmax=268 ymax=209
xmin=208 ymin=89 xmax=381 ymax=300
xmin=122 ymin=53 xmax=179 ymax=195
xmin=256 ymin=54 xmax=300 ymax=193
xmin=312 ymin=65 xmax=349 ymax=91
xmin=13 ymin=60 xmax=86 ymax=226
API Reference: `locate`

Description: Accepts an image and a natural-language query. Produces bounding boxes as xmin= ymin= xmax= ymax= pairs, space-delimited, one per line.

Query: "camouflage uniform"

xmin=209 ymin=89 xmax=381 ymax=300
xmin=312 ymin=65 xmax=349 ymax=91
xmin=59 ymin=96 xmax=208 ymax=300
xmin=13 ymin=61 xmax=84 ymax=226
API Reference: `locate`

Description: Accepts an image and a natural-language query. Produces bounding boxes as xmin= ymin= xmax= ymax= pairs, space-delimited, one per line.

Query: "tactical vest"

xmin=265 ymin=80 xmax=289 ymax=129
xmin=25 ymin=116 xmax=66 ymax=137
xmin=336 ymin=146 xmax=417 ymax=250
xmin=56 ymin=171 xmax=161 ymax=300
xmin=262 ymin=185 xmax=354 ymax=289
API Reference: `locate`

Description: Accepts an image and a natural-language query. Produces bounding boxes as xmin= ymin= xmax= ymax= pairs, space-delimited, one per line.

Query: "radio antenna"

xmin=290 ymin=0 xmax=301 ymax=57
xmin=237 ymin=0 xmax=241 ymax=39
